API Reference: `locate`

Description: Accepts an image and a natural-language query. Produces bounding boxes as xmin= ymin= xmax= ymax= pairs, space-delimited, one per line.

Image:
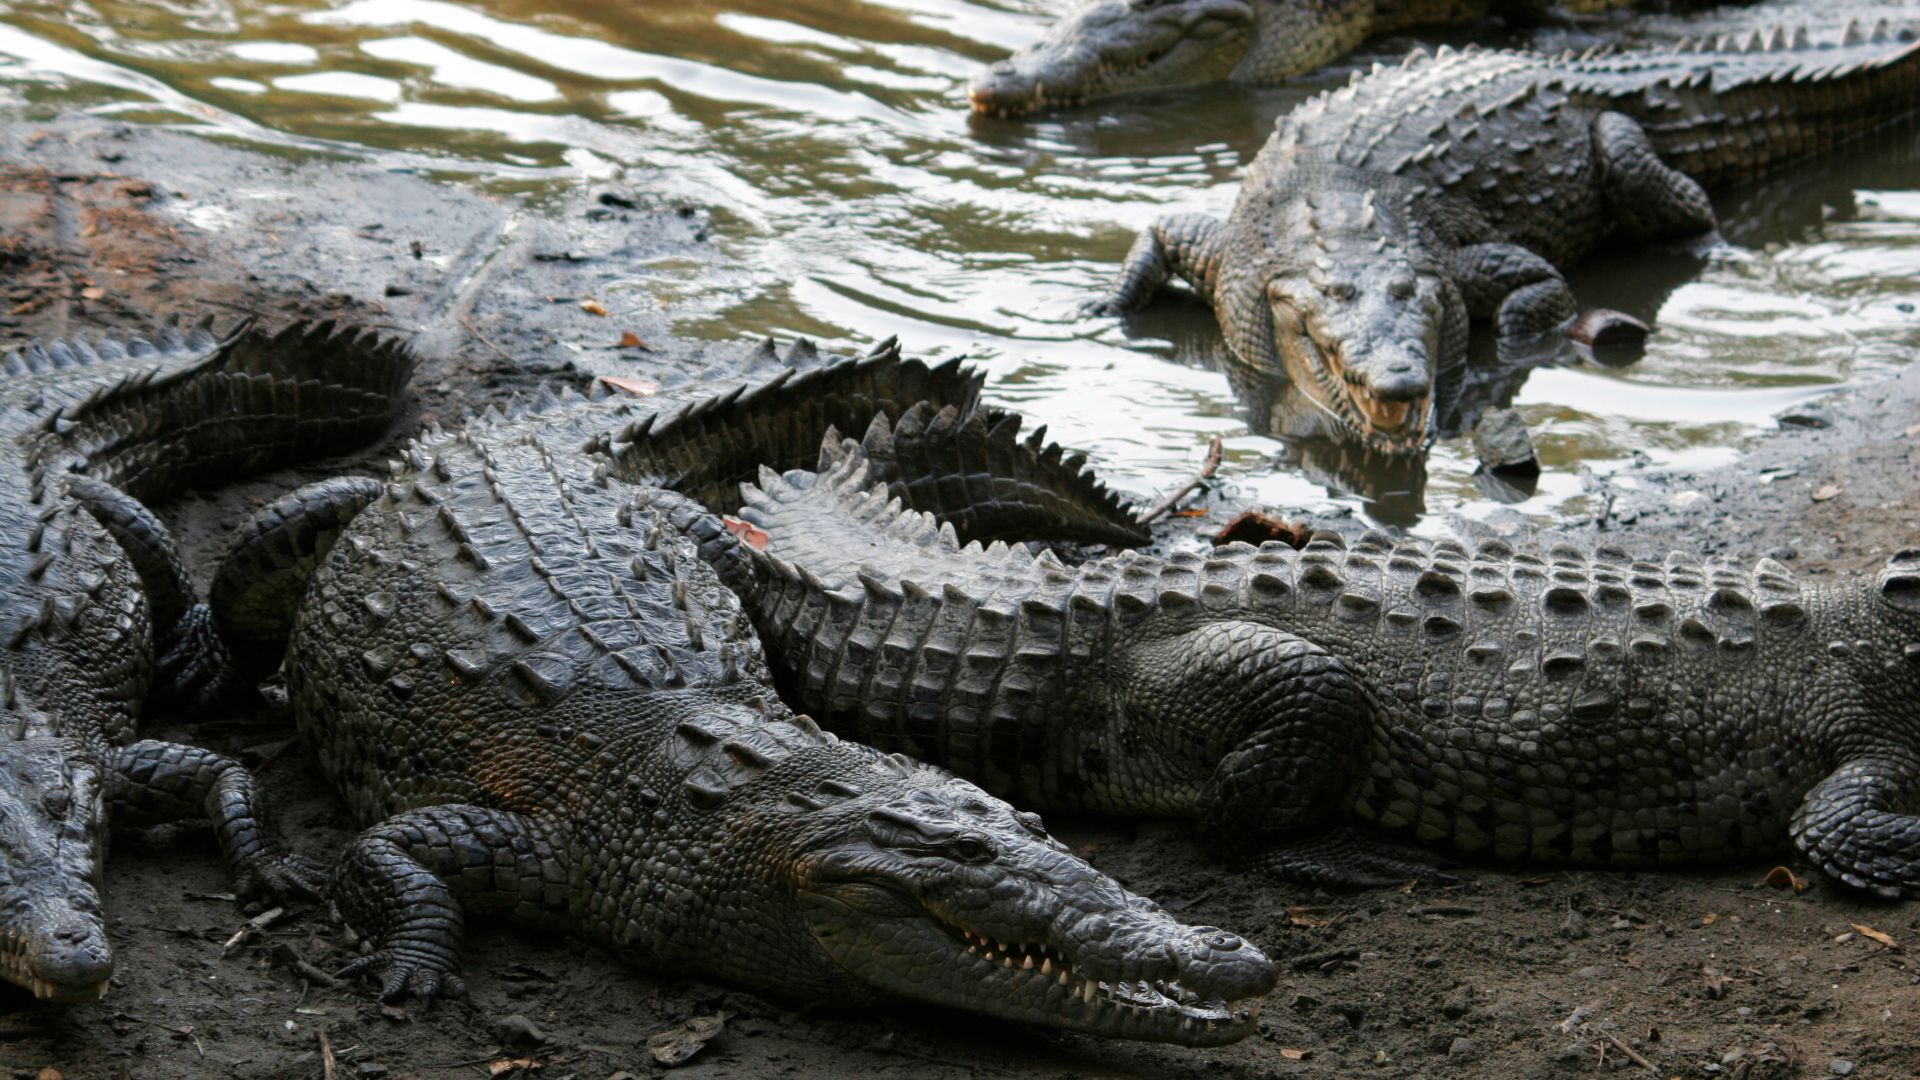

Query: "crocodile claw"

xmin=234 ymin=850 xmax=327 ymax=910
xmin=152 ymin=603 xmax=235 ymax=711
xmin=336 ymin=950 xmax=468 ymax=1003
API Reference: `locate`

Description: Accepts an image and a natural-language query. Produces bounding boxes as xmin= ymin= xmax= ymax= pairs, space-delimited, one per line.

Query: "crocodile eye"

xmin=1388 ymin=274 xmax=1417 ymax=300
xmin=1016 ymin=811 xmax=1048 ymax=838
xmin=1324 ymin=280 xmax=1356 ymax=303
xmin=950 ymin=835 xmax=996 ymax=864
xmin=42 ymin=789 xmax=70 ymax=818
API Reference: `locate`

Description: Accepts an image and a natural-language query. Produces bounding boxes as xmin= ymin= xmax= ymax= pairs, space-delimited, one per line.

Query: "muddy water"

xmin=0 ymin=0 xmax=1915 ymax=527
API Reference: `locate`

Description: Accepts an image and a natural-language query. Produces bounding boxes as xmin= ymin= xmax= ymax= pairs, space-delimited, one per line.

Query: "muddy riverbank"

xmin=1 ymin=115 xmax=1917 ymax=1080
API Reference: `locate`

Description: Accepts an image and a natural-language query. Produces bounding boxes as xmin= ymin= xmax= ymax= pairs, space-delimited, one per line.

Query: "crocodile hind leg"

xmin=1128 ymin=621 xmax=1453 ymax=886
xmin=1593 ymin=111 xmax=1718 ymax=244
xmin=109 ymin=740 xmax=324 ymax=906
xmin=210 ymin=476 xmax=385 ymax=679
xmin=332 ymin=805 xmax=568 ymax=1001
xmin=64 ymin=474 xmax=229 ymax=708
xmin=1084 ymin=214 xmax=1226 ymax=315
xmin=1790 ymin=758 xmax=1920 ymax=900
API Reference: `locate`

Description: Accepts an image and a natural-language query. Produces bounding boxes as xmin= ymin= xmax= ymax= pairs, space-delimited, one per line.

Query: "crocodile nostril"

xmin=1206 ymin=932 xmax=1242 ymax=951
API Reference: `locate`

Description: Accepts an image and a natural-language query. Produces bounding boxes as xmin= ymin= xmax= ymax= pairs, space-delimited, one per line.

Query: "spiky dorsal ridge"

xmin=0 ymin=317 xmax=219 ymax=378
xmin=35 ymin=317 xmax=417 ymax=434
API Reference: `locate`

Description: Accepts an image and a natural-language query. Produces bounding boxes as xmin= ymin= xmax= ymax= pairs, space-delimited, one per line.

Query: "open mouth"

xmin=1300 ymin=337 xmax=1431 ymax=452
xmin=933 ymin=915 xmax=1264 ymax=1041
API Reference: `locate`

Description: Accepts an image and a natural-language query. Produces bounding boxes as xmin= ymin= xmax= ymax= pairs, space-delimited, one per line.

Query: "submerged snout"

xmin=968 ymin=57 xmax=1067 ymax=116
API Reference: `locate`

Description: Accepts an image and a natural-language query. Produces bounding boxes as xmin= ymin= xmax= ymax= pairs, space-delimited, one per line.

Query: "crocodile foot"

xmin=336 ymin=948 xmax=469 ymax=1003
xmin=233 ymin=849 xmax=327 ymax=912
xmin=152 ymin=603 xmax=235 ymax=711
xmin=1247 ymin=828 xmax=1460 ymax=889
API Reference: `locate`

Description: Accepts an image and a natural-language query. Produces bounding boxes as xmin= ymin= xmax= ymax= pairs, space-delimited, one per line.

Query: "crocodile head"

xmin=0 ymin=736 xmax=112 ymax=1004
xmin=970 ymin=0 xmax=1254 ymax=117
xmin=796 ymin=776 xmax=1275 ymax=1045
xmin=1242 ymin=189 xmax=1460 ymax=454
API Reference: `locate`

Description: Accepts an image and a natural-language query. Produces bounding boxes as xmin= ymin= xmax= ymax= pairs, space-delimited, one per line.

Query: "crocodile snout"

xmin=1369 ymin=359 xmax=1428 ymax=403
xmin=23 ymin=915 xmax=113 ymax=1002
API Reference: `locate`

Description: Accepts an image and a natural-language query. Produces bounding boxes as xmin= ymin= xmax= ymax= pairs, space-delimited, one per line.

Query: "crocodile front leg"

xmin=1593 ymin=111 xmax=1717 ymax=244
xmin=109 ymin=740 xmax=323 ymax=905
xmin=1085 ymin=214 xmax=1226 ymax=315
xmin=1446 ymin=242 xmax=1580 ymax=345
xmin=1125 ymin=621 xmax=1453 ymax=886
xmin=1791 ymin=758 xmax=1920 ymax=900
xmin=65 ymin=475 xmax=229 ymax=707
xmin=333 ymin=805 xmax=568 ymax=1001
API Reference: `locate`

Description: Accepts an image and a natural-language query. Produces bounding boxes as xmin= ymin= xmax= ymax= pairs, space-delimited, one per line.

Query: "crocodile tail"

xmin=1569 ymin=21 xmax=1920 ymax=187
xmin=27 ymin=319 xmax=417 ymax=505
xmin=603 ymin=336 xmax=984 ymax=514
xmin=854 ymin=403 xmax=1146 ymax=548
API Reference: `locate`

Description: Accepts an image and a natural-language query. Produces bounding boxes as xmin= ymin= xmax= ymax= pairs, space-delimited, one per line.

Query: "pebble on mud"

xmin=492 ymin=1014 xmax=548 ymax=1047
xmin=1440 ymin=986 xmax=1474 ymax=1018
xmin=1830 ymin=1060 xmax=1855 ymax=1076
xmin=1447 ymin=1037 xmax=1478 ymax=1059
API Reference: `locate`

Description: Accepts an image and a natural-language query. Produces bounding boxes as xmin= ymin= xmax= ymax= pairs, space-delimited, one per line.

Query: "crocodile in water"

xmin=1088 ymin=23 xmax=1920 ymax=452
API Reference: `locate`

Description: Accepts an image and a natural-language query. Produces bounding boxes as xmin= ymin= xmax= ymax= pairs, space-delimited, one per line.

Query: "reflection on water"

xmin=0 ymin=0 xmax=1915 ymax=528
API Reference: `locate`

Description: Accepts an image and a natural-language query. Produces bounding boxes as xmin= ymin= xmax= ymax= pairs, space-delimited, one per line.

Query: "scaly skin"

xmin=1090 ymin=24 xmax=1920 ymax=453
xmin=969 ymin=0 xmax=1672 ymax=117
xmin=0 ymin=321 xmax=415 ymax=1003
xmin=683 ymin=423 xmax=1920 ymax=899
xmin=211 ymin=344 xmax=1274 ymax=1046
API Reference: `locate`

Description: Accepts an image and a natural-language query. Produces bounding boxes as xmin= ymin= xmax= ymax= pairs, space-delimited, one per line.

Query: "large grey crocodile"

xmin=0 ymin=320 xmax=414 ymax=1003
xmin=206 ymin=341 xmax=1274 ymax=1045
xmin=1088 ymin=24 xmax=1920 ymax=453
xmin=655 ymin=391 xmax=1920 ymax=900
xmin=969 ymin=0 xmax=1707 ymax=117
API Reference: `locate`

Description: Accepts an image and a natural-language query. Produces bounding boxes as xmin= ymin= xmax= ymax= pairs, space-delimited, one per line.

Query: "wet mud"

xmin=1 ymin=112 xmax=1918 ymax=1080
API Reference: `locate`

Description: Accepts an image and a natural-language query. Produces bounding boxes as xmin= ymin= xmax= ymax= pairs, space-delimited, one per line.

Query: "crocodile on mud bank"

xmin=969 ymin=0 xmax=1731 ymax=116
xmin=0 ymin=320 xmax=414 ymax=1004
xmin=205 ymin=339 xmax=1274 ymax=1046
xmin=1087 ymin=21 xmax=1920 ymax=452
xmin=628 ymin=352 xmax=1920 ymax=902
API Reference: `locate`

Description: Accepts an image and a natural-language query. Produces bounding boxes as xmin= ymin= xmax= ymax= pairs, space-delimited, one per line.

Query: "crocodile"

xmin=206 ymin=340 xmax=1274 ymax=1045
xmin=1087 ymin=23 xmax=1920 ymax=453
xmin=0 ymin=320 xmax=415 ymax=1004
xmin=652 ymin=395 xmax=1920 ymax=899
xmin=968 ymin=0 xmax=1709 ymax=117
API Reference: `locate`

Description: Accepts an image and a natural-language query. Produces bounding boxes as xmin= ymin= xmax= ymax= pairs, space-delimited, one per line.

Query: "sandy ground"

xmin=0 ymin=117 xmax=1916 ymax=1080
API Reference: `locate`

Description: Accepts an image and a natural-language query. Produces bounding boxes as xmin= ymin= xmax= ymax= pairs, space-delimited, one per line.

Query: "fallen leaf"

xmin=597 ymin=375 xmax=660 ymax=397
xmin=37 ymin=1069 xmax=63 ymax=1080
xmin=1759 ymin=866 xmax=1807 ymax=892
xmin=379 ymin=1003 xmax=409 ymax=1023
xmin=1812 ymin=484 xmax=1840 ymax=502
xmin=1517 ymin=877 xmax=1553 ymax=888
xmin=722 ymin=516 xmax=769 ymax=551
xmin=487 ymin=1059 xmax=540 ymax=1077
xmin=79 ymin=286 xmax=105 ymax=301
xmin=1850 ymin=923 xmax=1898 ymax=948
xmin=1287 ymin=906 xmax=1330 ymax=928
xmin=1905 ymin=421 xmax=1920 ymax=438
xmin=579 ymin=299 xmax=609 ymax=316
xmin=1700 ymin=912 xmax=1719 ymax=926
xmin=649 ymin=1013 xmax=725 ymax=1067
xmin=616 ymin=330 xmax=650 ymax=350
xmin=1170 ymin=508 xmax=1208 ymax=518
xmin=1278 ymin=1048 xmax=1312 ymax=1061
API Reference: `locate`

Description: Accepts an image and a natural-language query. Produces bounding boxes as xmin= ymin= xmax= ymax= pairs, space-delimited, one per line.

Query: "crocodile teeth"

xmin=1040 ymin=957 xmax=1052 ymax=975
xmin=1079 ymin=979 xmax=1096 ymax=1005
xmin=1022 ymin=955 xmax=1035 ymax=970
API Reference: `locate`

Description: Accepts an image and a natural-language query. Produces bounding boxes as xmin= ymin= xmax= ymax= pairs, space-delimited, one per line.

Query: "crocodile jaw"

xmin=795 ymin=780 xmax=1275 ymax=1045
xmin=969 ymin=0 xmax=1254 ymax=117
xmin=0 ymin=738 xmax=113 ymax=1004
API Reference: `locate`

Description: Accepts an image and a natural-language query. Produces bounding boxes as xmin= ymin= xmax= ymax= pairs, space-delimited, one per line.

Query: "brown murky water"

xmin=0 ymin=0 xmax=1915 ymax=526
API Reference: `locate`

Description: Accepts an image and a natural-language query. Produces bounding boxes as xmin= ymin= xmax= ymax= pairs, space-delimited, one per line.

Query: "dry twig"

xmin=1136 ymin=435 xmax=1224 ymax=526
